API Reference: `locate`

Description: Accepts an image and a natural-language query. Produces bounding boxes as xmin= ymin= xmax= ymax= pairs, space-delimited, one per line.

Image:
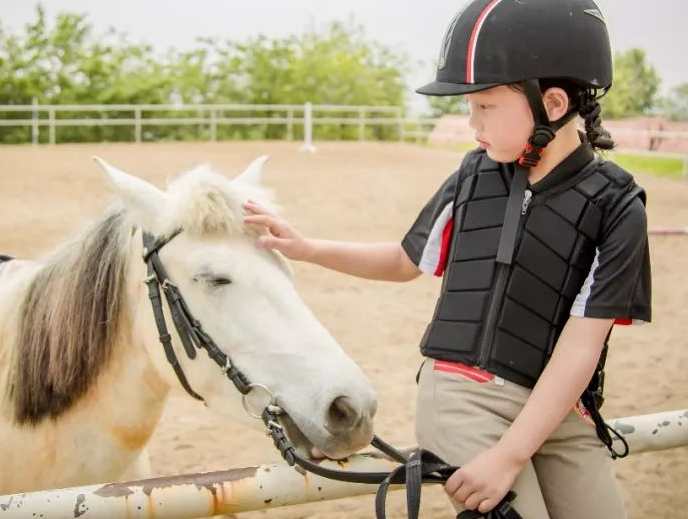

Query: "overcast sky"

xmin=2 ymin=1 xmax=687 ymax=112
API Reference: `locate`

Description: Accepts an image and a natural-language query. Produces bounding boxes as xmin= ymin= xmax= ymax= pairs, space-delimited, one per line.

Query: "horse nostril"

xmin=326 ymin=396 xmax=360 ymax=433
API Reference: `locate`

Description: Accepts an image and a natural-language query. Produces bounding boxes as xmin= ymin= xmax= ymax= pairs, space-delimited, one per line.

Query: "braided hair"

xmin=537 ymin=79 xmax=615 ymax=151
xmin=576 ymin=89 xmax=615 ymax=151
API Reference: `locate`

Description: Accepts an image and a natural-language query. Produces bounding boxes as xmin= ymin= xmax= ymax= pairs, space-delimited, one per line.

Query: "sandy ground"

xmin=1 ymin=141 xmax=686 ymax=518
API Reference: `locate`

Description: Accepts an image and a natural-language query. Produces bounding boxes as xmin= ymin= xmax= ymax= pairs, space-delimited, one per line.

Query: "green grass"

xmin=606 ymin=152 xmax=687 ymax=179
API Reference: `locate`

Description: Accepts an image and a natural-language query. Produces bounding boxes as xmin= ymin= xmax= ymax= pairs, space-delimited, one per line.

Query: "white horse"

xmin=0 ymin=157 xmax=377 ymax=495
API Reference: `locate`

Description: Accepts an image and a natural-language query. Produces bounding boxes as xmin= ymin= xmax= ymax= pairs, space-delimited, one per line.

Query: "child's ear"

xmin=543 ymin=87 xmax=571 ymax=123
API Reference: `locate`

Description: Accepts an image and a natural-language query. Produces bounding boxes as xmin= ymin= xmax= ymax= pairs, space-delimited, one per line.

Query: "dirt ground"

xmin=1 ymin=141 xmax=686 ymax=518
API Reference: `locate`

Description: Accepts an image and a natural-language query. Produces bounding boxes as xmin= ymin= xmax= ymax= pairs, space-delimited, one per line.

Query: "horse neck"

xmin=86 ymin=232 xmax=171 ymax=447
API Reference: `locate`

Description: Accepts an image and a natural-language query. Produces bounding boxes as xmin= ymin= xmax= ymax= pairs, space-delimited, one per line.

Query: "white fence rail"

xmin=1 ymin=408 xmax=687 ymax=519
xmin=0 ymin=102 xmax=405 ymax=146
xmin=1 ymin=102 xmax=686 ymax=176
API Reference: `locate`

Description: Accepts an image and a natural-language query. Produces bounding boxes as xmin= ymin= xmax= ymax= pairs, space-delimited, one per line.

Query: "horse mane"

xmin=9 ymin=209 xmax=131 ymax=425
xmin=6 ymin=164 xmax=275 ymax=426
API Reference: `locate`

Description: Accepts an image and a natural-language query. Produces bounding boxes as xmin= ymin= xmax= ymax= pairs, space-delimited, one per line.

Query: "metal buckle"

xmin=242 ymin=383 xmax=279 ymax=419
xmin=221 ymin=357 xmax=232 ymax=375
xmin=161 ymin=279 xmax=177 ymax=291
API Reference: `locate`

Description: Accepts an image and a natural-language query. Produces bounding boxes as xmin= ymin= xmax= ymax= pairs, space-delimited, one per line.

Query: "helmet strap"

xmin=519 ymin=79 xmax=556 ymax=168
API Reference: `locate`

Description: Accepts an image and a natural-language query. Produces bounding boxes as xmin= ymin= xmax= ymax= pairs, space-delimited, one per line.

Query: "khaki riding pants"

xmin=415 ymin=359 xmax=627 ymax=519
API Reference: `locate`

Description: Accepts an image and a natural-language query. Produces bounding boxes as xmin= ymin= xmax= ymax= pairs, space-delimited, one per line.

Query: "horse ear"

xmin=234 ymin=155 xmax=269 ymax=185
xmin=92 ymin=156 xmax=169 ymax=231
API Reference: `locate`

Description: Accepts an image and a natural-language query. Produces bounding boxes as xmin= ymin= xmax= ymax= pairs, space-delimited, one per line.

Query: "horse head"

xmin=94 ymin=156 xmax=377 ymax=460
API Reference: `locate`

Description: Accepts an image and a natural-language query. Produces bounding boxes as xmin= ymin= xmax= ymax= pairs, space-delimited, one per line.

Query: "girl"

xmin=244 ymin=1 xmax=651 ymax=517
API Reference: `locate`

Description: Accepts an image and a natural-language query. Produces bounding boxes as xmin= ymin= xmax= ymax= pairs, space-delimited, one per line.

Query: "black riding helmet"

xmin=418 ymin=0 xmax=613 ymax=167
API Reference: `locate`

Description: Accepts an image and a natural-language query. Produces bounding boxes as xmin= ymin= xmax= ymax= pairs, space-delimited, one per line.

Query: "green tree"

xmin=0 ymin=7 xmax=409 ymax=143
xmin=427 ymin=96 xmax=469 ymax=117
xmin=659 ymin=83 xmax=688 ymax=121
xmin=601 ymin=48 xmax=660 ymax=119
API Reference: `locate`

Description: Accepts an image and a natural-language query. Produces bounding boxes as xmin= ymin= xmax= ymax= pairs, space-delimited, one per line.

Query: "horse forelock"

xmin=164 ymin=166 xmax=275 ymax=238
xmin=10 ymin=208 xmax=131 ymax=425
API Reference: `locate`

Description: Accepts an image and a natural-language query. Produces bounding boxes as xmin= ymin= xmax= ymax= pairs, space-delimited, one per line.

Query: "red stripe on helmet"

xmin=466 ymin=0 xmax=503 ymax=83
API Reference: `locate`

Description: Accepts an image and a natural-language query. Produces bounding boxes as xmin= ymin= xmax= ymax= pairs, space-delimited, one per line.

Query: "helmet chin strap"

xmin=518 ymin=79 xmax=578 ymax=169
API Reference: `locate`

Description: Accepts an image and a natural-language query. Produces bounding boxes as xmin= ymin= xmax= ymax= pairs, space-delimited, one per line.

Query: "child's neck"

xmin=527 ymin=126 xmax=583 ymax=185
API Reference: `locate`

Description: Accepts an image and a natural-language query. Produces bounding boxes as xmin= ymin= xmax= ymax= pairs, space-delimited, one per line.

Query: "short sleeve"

xmin=401 ymin=170 xmax=460 ymax=277
xmin=570 ymin=194 xmax=652 ymax=324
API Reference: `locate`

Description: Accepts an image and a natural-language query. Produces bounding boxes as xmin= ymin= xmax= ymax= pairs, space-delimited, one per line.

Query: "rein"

xmin=141 ymin=230 xmax=523 ymax=519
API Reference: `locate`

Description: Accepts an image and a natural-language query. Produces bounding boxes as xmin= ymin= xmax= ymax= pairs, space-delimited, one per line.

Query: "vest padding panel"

xmin=506 ymin=266 xmax=560 ymax=322
xmin=438 ymin=292 xmax=490 ymax=321
xmin=446 ymin=259 xmax=496 ymax=291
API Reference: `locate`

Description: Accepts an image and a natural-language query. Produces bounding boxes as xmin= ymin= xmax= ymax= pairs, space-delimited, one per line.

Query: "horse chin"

xmin=277 ymin=414 xmax=349 ymax=461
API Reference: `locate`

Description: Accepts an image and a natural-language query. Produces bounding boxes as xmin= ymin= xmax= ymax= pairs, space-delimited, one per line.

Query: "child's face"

xmin=466 ymin=85 xmax=534 ymax=163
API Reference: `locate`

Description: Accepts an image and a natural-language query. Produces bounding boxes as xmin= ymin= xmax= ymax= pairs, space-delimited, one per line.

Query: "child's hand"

xmin=444 ymin=445 xmax=525 ymax=514
xmin=242 ymin=201 xmax=313 ymax=261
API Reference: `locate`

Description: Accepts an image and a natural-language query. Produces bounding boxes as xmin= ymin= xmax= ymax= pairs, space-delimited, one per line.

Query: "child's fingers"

xmin=244 ymin=214 xmax=279 ymax=229
xmin=242 ymin=200 xmax=275 ymax=217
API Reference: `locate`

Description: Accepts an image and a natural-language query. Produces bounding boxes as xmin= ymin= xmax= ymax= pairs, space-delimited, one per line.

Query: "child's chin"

xmin=485 ymin=149 xmax=520 ymax=164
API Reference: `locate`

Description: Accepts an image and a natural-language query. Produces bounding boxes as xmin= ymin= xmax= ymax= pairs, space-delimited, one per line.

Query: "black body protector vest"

xmin=420 ymin=148 xmax=645 ymax=390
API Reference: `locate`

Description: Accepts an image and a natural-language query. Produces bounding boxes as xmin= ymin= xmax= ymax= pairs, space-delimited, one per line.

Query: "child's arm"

xmin=445 ymin=316 xmax=613 ymax=513
xmin=242 ymin=201 xmax=421 ymax=282
xmin=498 ymin=316 xmax=613 ymax=460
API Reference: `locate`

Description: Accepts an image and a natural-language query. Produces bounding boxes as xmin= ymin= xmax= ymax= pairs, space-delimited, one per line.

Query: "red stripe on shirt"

xmin=434 ymin=217 xmax=454 ymax=277
xmin=614 ymin=318 xmax=633 ymax=326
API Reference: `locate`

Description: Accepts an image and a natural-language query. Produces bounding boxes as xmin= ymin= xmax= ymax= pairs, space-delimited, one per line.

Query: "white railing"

xmin=0 ymin=102 xmax=405 ymax=148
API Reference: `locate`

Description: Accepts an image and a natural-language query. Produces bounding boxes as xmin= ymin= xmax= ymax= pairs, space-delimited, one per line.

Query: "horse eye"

xmin=193 ymin=273 xmax=232 ymax=287
xmin=209 ymin=277 xmax=232 ymax=287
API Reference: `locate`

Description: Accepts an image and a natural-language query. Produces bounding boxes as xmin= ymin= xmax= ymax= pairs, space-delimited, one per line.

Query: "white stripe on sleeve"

xmin=418 ymin=202 xmax=454 ymax=276
xmin=570 ymin=248 xmax=600 ymax=317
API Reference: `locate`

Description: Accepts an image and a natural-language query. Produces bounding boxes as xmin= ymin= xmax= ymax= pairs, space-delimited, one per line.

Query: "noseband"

xmin=141 ymin=230 xmax=523 ymax=519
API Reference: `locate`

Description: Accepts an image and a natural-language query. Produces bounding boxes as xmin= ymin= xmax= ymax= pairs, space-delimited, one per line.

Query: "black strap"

xmin=373 ymin=449 xmax=523 ymax=519
xmin=496 ymin=167 xmax=529 ymax=265
xmin=261 ymin=407 xmax=524 ymax=519
xmin=519 ymin=80 xmax=556 ymax=169
xmin=144 ymin=261 xmax=204 ymax=401
xmin=581 ymin=388 xmax=629 ymax=459
xmin=142 ymin=232 xmax=252 ymax=400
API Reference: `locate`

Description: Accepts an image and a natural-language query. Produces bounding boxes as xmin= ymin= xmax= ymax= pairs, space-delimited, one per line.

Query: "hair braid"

xmin=577 ymin=90 xmax=615 ymax=151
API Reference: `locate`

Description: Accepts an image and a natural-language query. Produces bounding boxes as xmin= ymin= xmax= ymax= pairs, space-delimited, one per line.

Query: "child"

xmin=244 ymin=1 xmax=651 ymax=517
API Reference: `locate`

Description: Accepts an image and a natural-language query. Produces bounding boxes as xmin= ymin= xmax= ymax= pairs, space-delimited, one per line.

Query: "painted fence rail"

xmin=1 ymin=409 xmax=686 ymax=519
